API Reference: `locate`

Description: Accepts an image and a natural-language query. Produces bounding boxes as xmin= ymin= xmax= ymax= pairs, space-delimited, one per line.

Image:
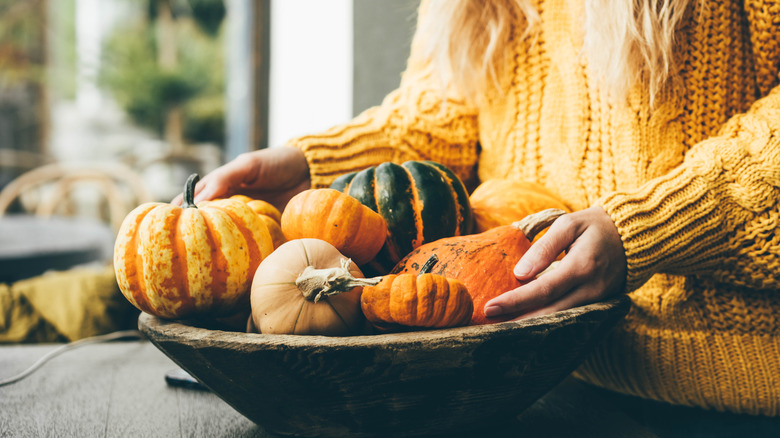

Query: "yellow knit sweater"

xmin=288 ymin=0 xmax=780 ymax=415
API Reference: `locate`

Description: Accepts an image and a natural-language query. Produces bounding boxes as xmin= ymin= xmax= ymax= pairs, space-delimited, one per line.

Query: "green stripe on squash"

xmin=424 ymin=161 xmax=472 ymax=236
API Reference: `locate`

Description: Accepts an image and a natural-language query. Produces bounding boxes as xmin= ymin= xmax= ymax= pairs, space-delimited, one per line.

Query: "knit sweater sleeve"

xmin=285 ymin=3 xmax=480 ymax=189
xmin=597 ymin=85 xmax=780 ymax=292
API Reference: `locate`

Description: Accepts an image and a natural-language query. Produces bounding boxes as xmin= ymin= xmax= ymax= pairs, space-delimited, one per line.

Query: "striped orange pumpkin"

xmin=114 ymin=174 xmax=274 ymax=319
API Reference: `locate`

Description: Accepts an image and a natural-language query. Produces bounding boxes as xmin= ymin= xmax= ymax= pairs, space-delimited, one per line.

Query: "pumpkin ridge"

xmin=131 ymin=209 xmax=153 ymax=310
xmin=424 ymin=161 xmax=472 ymax=235
xmin=415 ymin=275 xmax=432 ymax=326
xmin=125 ymin=205 xmax=157 ymax=314
xmin=401 ymin=165 xmax=425 ymax=251
xmin=349 ymin=167 xmax=377 ymax=212
xmin=138 ymin=205 xmax=182 ymax=318
xmin=376 ymin=163 xmax=417 ymax=258
xmin=430 ymin=275 xmax=448 ymax=326
xmin=293 ymin=239 xmax=310 ymax=334
xmin=324 ymin=192 xmax=350 ymax=249
xmin=199 ymin=210 xmax=229 ymax=305
xmin=291 ymin=299 xmax=306 ymax=335
xmin=169 ymin=208 xmax=194 ymax=315
xmin=211 ymin=203 xmax=263 ymax=276
xmin=442 ymin=178 xmax=461 ymax=235
xmin=300 ymin=239 xmax=311 ymax=267
xmin=324 ymin=298 xmax=355 ymax=333
xmin=438 ymin=278 xmax=458 ymax=327
xmin=391 ymin=274 xmax=416 ymax=326
xmin=406 ymin=162 xmax=458 ymax=245
xmin=408 ymin=276 xmax=421 ymax=326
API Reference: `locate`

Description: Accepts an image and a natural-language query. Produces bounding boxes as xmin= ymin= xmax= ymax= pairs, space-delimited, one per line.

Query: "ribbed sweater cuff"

xmin=596 ymin=163 xmax=729 ymax=292
xmin=285 ymin=111 xmax=398 ymax=189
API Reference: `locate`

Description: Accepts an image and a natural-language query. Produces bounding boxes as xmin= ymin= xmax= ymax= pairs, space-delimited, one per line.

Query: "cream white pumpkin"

xmin=250 ymin=238 xmax=379 ymax=336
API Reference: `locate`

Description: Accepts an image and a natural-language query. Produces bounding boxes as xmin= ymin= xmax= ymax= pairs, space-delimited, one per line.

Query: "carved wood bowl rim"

xmin=140 ymin=295 xmax=630 ymax=349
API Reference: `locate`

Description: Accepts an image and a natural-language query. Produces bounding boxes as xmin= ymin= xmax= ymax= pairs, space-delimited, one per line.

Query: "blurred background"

xmin=0 ymin=0 xmax=418 ymax=341
xmin=0 ymin=0 xmax=419 ymax=215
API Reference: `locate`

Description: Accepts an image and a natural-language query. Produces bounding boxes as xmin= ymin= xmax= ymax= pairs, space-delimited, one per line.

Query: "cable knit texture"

xmin=286 ymin=0 xmax=780 ymax=415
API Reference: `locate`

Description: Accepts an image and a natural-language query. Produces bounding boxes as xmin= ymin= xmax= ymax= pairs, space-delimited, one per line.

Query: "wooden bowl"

xmin=139 ymin=295 xmax=630 ymax=438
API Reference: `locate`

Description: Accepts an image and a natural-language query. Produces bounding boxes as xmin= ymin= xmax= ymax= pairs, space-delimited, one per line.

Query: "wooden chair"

xmin=0 ymin=162 xmax=154 ymax=232
xmin=0 ymin=148 xmax=54 ymax=189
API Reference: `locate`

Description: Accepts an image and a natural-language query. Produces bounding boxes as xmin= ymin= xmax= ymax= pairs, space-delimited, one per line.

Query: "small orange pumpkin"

xmin=114 ymin=174 xmax=274 ymax=319
xmin=281 ymin=189 xmax=388 ymax=265
xmin=392 ymin=209 xmax=565 ymax=325
xmin=470 ymin=179 xmax=570 ymax=233
xmin=361 ymin=255 xmax=473 ymax=331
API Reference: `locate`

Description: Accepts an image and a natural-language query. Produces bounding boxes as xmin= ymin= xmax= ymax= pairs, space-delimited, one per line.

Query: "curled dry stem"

xmin=296 ymin=258 xmax=382 ymax=302
xmin=512 ymin=208 xmax=567 ymax=241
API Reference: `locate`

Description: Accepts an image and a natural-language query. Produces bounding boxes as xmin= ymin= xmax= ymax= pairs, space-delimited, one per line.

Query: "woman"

xmin=183 ymin=0 xmax=780 ymax=415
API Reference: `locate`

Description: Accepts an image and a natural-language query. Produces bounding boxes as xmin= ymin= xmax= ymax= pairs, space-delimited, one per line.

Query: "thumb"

xmin=514 ymin=216 xmax=574 ymax=279
xmin=192 ymin=180 xmax=222 ymax=203
xmin=191 ymin=164 xmax=247 ymax=203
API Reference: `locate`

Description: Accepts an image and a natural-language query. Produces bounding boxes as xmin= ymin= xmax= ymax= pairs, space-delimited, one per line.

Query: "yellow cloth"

xmin=287 ymin=0 xmax=780 ymax=415
xmin=0 ymin=264 xmax=139 ymax=343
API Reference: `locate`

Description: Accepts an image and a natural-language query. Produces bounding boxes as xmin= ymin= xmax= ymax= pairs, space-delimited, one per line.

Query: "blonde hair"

xmin=416 ymin=0 xmax=695 ymax=104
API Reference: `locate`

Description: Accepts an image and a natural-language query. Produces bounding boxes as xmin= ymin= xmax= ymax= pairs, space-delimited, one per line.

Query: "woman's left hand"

xmin=483 ymin=206 xmax=628 ymax=320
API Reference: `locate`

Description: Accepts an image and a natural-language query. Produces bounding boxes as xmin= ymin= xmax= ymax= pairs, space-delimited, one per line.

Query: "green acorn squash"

xmin=330 ymin=160 xmax=472 ymax=274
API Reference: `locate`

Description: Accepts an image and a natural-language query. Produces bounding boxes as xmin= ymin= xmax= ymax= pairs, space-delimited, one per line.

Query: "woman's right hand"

xmin=172 ymin=146 xmax=311 ymax=211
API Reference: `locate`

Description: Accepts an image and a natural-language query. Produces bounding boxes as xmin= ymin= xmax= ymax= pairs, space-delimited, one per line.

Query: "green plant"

xmin=100 ymin=1 xmax=226 ymax=145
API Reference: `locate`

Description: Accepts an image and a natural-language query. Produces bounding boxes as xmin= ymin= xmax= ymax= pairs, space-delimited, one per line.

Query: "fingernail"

xmin=484 ymin=305 xmax=502 ymax=317
xmin=514 ymin=260 xmax=532 ymax=277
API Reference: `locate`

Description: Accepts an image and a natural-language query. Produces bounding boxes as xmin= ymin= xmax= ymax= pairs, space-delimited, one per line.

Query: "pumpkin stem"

xmin=512 ymin=208 xmax=567 ymax=241
xmin=296 ymin=258 xmax=382 ymax=303
xmin=182 ymin=173 xmax=200 ymax=209
xmin=418 ymin=254 xmax=439 ymax=275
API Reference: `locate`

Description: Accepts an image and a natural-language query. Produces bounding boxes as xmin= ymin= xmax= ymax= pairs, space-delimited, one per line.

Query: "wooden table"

xmin=1 ymin=339 xmax=779 ymax=437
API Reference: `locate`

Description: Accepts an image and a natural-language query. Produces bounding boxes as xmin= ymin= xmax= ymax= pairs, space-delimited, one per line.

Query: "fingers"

xmin=192 ymin=162 xmax=249 ymax=203
xmin=484 ymin=251 xmax=589 ymax=317
xmin=500 ymin=261 xmax=612 ymax=320
xmin=186 ymin=152 xmax=262 ymax=203
xmin=507 ymin=284 xmax=601 ymax=320
xmin=513 ymin=214 xmax=579 ymax=279
xmin=483 ymin=214 xmax=580 ymax=317
xmin=483 ymin=206 xmax=627 ymax=319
